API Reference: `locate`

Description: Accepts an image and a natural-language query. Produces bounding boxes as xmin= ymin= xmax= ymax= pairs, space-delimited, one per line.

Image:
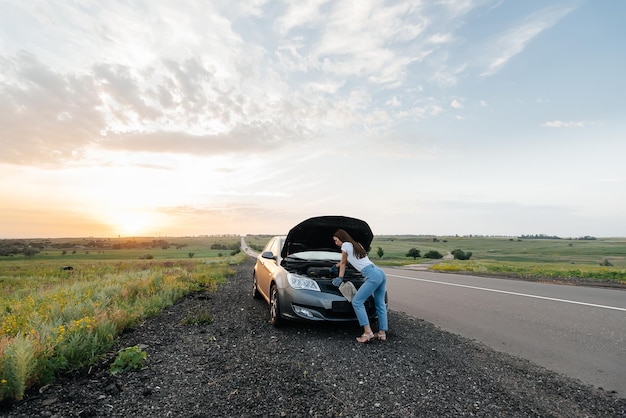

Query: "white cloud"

xmin=431 ymin=63 xmax=467 ymax=87
xmin=541 ymin=120 xmax=585 ymax=128
xmin=386 ymin=96 xmax=402 ymax=107
xmin=428 ymin=32 xmax=454 ymax=45
xmin=275 ymin=0 xmax=329 ymax=34
xmin=439 ymin=0 xmax=479 ymax=18
xmin=481 ymin=5 xmax=576 ymax=76
xmin=451 ymin=99 xmax=463 ymax=108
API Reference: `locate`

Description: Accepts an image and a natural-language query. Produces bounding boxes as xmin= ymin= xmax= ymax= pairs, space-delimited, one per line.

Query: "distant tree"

xmin=188 ymin=252 xmax=195 ymax=258
xmin=23 ymin=247 xmax=40 ymax=258
xmin=599 ymin=258 xmax=613 ymax=267
xmin=211 ymin=242 xmax=240 ymax=251
xmin=406 ymin=248 xmax=421 ymax=260
xmin=376 ymin=247 xmax=384 ymax=259
xmin=423 ymin=250 xmax=443 ymax=259
xmin=520 ymin=234 xmax=562 ymax=240
xmin=452 ymin=249 xmax=472 ymax=260
xmin=578 ymin=236 xmax=596 ymax=241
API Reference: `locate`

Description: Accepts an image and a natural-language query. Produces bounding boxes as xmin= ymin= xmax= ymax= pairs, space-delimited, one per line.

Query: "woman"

xmin=332 ymin=229 xmax=388 ymax=343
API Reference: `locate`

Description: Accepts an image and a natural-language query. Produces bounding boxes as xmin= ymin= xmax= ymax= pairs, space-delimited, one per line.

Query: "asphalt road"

xmin=383 ymin=267 xmax=626 ymax=397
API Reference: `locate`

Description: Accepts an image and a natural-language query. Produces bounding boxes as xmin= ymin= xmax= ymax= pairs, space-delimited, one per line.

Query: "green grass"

xmin=20 ymin=248 xmax=238 ymax=261
xmin=370 ymin=235 xmax=625 ymax=264
xmin=0 ymin=238 xmax=244 ymax=402
xmin=3 ymin=236 xmax=242 ymax=262
xmin=373 ymin=236 xmax=626 ymax=285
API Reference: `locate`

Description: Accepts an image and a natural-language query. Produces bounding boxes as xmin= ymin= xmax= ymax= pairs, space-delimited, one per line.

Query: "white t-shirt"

xmin=341 ymin=242 xmax=373 ymax=272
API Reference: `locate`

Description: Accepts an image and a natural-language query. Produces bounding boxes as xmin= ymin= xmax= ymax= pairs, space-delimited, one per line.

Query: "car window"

xmin=263 ymin=238 xmax=274 ymax=253
xmin=263 ymin=237 xmax=284 ymax=258
xmin=271 ymin=239 xmax=280 ymax=256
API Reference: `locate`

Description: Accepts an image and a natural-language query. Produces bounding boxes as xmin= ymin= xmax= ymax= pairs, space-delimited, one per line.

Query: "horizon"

xmin=1 ymin=233 xmax=620 ymax=241
xmin=2 ymin=1 xmax=625 ymax=239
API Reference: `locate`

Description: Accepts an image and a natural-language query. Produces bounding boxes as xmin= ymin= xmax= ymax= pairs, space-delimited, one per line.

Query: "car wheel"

xmin=252 ymin=272 xmax=261 ymax=299
xmin=269 ymin=284 xmax=282 ymax=328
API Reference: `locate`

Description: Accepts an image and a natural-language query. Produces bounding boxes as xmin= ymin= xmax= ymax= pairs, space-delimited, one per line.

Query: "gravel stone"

xmin=2 ymin=257 xmax=624 ymax=417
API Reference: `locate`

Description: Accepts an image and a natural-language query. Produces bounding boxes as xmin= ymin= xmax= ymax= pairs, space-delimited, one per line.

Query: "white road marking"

xmin=388 ymin=274 xmax=626 ymax=312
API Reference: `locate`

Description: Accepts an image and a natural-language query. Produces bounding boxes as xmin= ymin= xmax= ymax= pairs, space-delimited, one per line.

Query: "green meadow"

xmin=0 ymin=236 xmax=242 ymax=402
xmin=370 ymin=235 xmax=626 ymax=265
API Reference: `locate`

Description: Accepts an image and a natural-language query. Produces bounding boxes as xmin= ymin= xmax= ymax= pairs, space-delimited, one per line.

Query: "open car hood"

xmin=281 ymin=216 xmax=373 ymax=258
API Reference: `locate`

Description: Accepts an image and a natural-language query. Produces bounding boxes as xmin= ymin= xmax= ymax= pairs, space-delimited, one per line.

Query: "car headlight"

xmin=287 ymin=273 xmax=321 ymax=291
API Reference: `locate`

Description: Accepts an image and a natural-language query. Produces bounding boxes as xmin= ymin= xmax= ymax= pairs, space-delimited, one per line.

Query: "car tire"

xmin=269 ymin=284 xmax=282 ymax=328
xmin=252 ymin=272 xmax=261 ymax=299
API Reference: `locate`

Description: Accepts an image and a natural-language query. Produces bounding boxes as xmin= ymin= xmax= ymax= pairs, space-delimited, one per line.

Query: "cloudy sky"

xmin=1 ymin=0 xmax=624 ymax=238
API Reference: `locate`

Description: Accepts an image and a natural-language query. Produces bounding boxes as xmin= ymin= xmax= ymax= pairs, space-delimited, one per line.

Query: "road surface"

xmin=383 ymin=267 xmax=626 ymax=397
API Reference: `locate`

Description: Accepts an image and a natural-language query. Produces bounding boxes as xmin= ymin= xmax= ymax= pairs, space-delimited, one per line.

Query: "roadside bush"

xmin=424 ymin=250 xmax=443 ymax=259
xmin=110 ymin=345 xmax=147 ymax=375
xmin=406 ymin=248 xmax=421 ymax=259
xmin=452 ymin=249 xmax=472 ymax=260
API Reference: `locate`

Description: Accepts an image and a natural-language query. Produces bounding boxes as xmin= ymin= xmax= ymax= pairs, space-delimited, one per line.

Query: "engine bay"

xmin=282 ymin=257 xmax=364 ymax=280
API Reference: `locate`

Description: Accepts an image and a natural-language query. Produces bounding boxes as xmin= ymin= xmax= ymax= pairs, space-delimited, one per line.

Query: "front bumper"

xmin=278 ymin=285 xmax=380 ymax=322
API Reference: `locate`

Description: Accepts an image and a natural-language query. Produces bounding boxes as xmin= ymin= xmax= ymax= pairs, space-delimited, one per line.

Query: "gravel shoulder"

xmin=3 ymin=257 xmax=625 ymax=417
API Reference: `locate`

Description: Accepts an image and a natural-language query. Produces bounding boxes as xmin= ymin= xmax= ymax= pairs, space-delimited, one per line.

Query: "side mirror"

xmin=261 ymin=251 xmax=276 ymax=260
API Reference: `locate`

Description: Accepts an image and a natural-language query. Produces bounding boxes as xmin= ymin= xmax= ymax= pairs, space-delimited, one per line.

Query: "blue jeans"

xmin=352 ymin=264 xmax=388 ymax=331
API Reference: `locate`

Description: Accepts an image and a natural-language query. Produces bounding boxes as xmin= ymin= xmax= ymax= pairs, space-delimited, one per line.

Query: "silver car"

xmin=252 ymin=216 xmax=385 ymax=327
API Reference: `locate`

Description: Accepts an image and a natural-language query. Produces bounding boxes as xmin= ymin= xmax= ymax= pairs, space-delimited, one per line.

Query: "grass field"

xmin=0 ymin=236 xmax=243 ymax=402
xmin=370 ymin=235 xmax=626 ymax=266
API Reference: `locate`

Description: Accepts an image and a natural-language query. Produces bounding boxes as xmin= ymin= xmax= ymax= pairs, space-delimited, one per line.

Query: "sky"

xmin=1 ymin=0 xmax=625 ymax=239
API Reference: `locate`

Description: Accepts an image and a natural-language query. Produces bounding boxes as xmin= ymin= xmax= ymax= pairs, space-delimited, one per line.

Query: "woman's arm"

xmin=338 ymin=250 xmax=347 ymax=278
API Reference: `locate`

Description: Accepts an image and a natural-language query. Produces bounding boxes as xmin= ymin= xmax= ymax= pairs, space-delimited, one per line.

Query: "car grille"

xmin=332 ymin=300 xmax=353 ymax=313
xmin=330 ymin=298 xmax=376 ymax=318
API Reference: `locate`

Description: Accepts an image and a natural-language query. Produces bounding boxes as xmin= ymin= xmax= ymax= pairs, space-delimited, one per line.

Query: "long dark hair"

xmin=333 ymin=229 xmax=367 ymax=259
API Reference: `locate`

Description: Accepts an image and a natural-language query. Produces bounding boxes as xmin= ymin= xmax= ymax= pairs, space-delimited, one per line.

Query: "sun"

xmin=110 ymin=211 xmax=157 ymax=237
